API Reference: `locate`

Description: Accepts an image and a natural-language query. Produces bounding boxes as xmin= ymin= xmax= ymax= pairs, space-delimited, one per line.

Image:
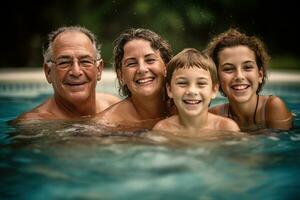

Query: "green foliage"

xmin=270 ymin=55 xmax=300 ymax=70
xmin=2 ymin=0 xmax=299 ymax=70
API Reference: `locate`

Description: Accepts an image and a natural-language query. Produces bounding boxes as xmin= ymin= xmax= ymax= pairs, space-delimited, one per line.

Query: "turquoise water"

xmin=0 ymin=83 xmax=300 ymax=199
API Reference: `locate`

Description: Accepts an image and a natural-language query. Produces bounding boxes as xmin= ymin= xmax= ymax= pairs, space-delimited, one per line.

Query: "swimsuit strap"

xmin=253 ymin=95 xmax=259 ymax=124
xmin=228 ymin=95 xmax=259 ymax=124
xmin=260 ymin=95 xmax=272 ymax=122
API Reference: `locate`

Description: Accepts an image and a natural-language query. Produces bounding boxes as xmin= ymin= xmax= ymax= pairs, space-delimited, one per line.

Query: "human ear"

xmin=166 ymin=83 xmax=173 ymax=98
xmin=163 ymin=65 xmax=167 ymax=77
xmin=44 ymin=63 xmax=52 ymax=84
xmin=211 ymin=84 xmax=219 ymax=99
xmin=96 ymin=59 xmax=103 ymax=81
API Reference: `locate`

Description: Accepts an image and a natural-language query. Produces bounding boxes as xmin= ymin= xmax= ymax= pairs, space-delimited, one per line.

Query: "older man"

xmin=14 ymin=26 xmax=119 ymax=122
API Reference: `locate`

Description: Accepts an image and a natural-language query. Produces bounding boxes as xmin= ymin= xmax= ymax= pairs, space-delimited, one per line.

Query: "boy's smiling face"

xmin=167 ymin=67 xmax=218 ymax=118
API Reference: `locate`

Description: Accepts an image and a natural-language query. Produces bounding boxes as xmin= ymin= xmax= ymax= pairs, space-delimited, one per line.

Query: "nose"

xmin=69 ymin=59 xmax=83 ymax=77
xmin=186 ymin=84 xmax=198 ymax=96
xmin=235 ymin=68 xmax=245 ymax=81
xmin=137 ymin=61 xmax=149 ymax=74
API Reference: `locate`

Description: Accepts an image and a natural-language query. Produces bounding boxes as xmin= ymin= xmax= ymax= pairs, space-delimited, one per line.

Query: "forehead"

xmin=173 ymin=67 xmax=211 ymax=79
xmin=123 ymin=39 xmax=159 ymax=58
xmin=52 ymin=31 xmax=95 ymax=57
xmin=219 ymin=45 xmax=255 ymax=62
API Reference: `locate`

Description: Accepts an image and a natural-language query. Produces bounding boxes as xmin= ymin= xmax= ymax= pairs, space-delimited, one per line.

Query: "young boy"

xmin=153 ymin=48 xmax=240 ymax=134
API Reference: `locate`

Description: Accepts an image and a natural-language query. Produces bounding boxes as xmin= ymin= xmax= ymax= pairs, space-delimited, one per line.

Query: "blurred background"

xmin=1 ymin=0 xmax=300 ymax=70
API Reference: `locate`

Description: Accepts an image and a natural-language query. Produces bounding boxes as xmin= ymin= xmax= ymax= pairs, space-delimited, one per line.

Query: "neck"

xmin=53 ymin=95 xmax=97 ymax=119
xmin=228 ymin=94 xmax=259 ymax=125
xmin=179 ymin=111 xmax=209 ymax=132
xmin=130 ymin=94 xmax=167 ymax=120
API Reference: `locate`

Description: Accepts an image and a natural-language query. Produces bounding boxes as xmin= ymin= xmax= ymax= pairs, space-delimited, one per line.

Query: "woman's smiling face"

xmin=119 ymin=39 xmax=166 ymax=98
xmin=217 ymin=45 xmax=263 ymax=103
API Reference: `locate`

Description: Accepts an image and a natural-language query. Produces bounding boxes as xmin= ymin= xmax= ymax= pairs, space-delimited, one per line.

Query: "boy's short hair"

xmin=166 ymin=48 xmax=218 ymax=85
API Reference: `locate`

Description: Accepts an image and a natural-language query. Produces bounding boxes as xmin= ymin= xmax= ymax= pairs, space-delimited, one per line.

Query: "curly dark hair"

xmin=205 ymin=28 xmax=270 ymax=96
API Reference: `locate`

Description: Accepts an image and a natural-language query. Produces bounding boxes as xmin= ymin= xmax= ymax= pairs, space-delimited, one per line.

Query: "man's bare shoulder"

xmin=96 ymin=93 xmax=120 ymax=112
xmin=13 ymin=99 xmax=54 ymax=123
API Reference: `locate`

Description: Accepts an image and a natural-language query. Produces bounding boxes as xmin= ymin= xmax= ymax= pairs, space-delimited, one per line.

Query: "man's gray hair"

xmin=43 ymin=26 xmax=101 ymax=64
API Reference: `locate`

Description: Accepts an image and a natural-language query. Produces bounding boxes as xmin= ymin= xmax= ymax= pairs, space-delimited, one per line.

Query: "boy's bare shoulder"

xmin=153 ymin=116 xmax=179 ymax=132
xmin=210 ymin=114 xmax=240 ymax=131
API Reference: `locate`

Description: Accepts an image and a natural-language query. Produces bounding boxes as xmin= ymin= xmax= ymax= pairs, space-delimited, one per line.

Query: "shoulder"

xmin=210 ymin=114 xmax=240 ymax=131
xmin=264 ymin=95 xmax=292 ymax=130
xmin=96 ymin=93 xmax=121 ymax=112
xmin=265 ymin=95 xmax=291 ymax=120
xmin=209 ymin=103 xmax=228 ymax=116
xmin=93 ymin=99 xmax=130 ymax=124
xmin=96 ymin=93 xmax=120 ymax=105
xmin=13 ymin=98 xmax=54 ymax=123
xmin=152 ymin=116 xmax=178 ymax=132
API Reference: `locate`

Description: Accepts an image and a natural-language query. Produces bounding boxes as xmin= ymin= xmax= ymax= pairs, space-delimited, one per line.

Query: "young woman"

xmin=206 ymin=28 xmax=292 ymax=131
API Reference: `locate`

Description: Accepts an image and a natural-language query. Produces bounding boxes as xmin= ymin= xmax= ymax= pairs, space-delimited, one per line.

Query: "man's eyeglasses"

xmin=47 ymin=57 xmax=100 ymax=70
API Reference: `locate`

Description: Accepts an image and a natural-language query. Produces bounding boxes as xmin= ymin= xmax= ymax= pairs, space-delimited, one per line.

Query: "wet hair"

xmin=43 ymin=26 xmax=101 ymax=64
xmin=205 ymin=28 xmax=270 ymax=96
xmin=166 ymin=48 xmax=218 ymax=86
xmin=113 ymin=28 xmax=173 ymax=97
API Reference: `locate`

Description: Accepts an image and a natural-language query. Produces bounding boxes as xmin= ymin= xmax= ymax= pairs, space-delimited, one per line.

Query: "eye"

xmin=146 ymin=58 xmax=156 ymax=64
xmin=175 ymin=80 xmax=188 ymax=87
xmin=243 ymin=64 xmax=254 ymax=71
xmin=56 ymin=60 xmax=72 ymax=68
xmin=197 ymin=82 xmax=208 ymax=87
xmin=222 ymin=66 xmax=234 ymax=73
xmin=126 ymin=62 xmax=137 ymax=67
xmin=80 ymin=59 xmax=94 ymax=67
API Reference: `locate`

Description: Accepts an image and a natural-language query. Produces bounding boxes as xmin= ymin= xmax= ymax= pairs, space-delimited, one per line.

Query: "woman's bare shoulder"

xmin=265 ymin=95 xmax=292 ymax=120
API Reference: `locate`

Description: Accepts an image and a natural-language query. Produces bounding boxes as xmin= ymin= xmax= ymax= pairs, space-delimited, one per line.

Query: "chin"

xmin=69 ymin=93 xmax=90 ymax=102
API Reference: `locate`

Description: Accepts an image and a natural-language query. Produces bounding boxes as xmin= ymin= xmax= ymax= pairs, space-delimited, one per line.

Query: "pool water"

xmin=0 ymin=83 xmax=300 ymax=199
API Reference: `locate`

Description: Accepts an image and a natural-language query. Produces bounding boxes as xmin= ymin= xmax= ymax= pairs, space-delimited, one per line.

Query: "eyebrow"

xmin=197 ymin=77 xmax=209 ymax=81
xmin=221 ymin=60 xmax=255 ymax=67
xmin=145 ymin=53 xmax=158 ymax=58
xmin=56 ymin=55 xmax=94 ymax=60
xmin=175 ymin=76 xmax=209 ymax=81
xmin=242 ymin=60 xmax=255 ymax=64
xmin=123 ymin=53 xmax=159 ymax=64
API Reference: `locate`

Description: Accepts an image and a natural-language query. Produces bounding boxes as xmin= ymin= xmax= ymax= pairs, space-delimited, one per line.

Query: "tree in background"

xmin=1 ymin=0 xmax=299 ymax=70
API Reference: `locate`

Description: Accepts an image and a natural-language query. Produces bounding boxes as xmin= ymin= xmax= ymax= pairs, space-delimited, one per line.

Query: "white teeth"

xmin=183 ymin=100 xmax=201 ymax=104
xmin=232 ymin=85 xmax=248 ymax=90
xmin=136 ymin=78 xmax=154 ymax=84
